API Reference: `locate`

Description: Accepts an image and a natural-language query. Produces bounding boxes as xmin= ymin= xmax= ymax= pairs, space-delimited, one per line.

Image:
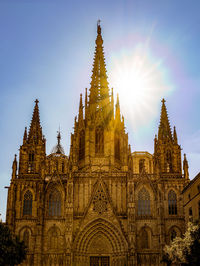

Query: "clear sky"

xmin=1 ymin=0 xmax=200 ymax=221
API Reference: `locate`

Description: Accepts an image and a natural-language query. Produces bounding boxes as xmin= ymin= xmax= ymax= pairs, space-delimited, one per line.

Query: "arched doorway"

xmin=73 ymin=218 xmax=128 ymax=266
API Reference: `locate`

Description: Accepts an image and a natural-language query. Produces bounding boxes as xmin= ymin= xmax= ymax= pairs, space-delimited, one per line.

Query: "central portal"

xmin=90 ymin=256 xmax=110 ymax=266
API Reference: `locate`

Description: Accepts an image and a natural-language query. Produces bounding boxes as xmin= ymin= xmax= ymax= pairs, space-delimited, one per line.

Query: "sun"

xmin=109 ymin=45 xmax=173 ymax=131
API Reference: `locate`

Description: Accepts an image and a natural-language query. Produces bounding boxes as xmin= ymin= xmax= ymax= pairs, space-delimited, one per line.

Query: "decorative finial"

xmin=97 ymin=19 xmax=101 ymax=34
xmin=57 ymin=128 xmax=61 ymax=145
xmin=35 ymin=99 xmax=39 ymax=104
xmin=161 ymin=98 xmax=166 ymax=104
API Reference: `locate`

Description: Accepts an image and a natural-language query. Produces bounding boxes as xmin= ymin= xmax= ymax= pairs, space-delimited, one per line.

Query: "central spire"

xmin=158 ymin=99 xmax=172 ymax=141
xmin=89 ymin=21 xmax=110 ymax=116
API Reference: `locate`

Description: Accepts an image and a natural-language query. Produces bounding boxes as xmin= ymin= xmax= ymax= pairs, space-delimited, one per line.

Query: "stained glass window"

xmin=49 ymin=189 xmax=61 ymax=216
xmin=95 ymin=127 xmax=104 ymax=154
xmin=168 ymin=190 xmax=177 ymax=215
xmin=138 ymin=188 xmax=151 ymax=216
xmin=23 ymin=190 xmax=33 ymax=216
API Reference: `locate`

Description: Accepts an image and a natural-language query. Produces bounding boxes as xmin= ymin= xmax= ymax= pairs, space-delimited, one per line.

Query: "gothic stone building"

xmin=6 ymin=24 xmax=190 ymax=266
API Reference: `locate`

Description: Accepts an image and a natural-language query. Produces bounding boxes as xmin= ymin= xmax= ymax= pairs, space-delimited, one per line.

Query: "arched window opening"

xmin=168 ymin=190 xmax=177 ymax=215
xmin=95 ymin=127 xmax=104 ymax=154
xmin=49 ymin=189 xmax=61 ymax=216
xmin=79 ymin=130 xmax=85 ymax=160
xmin=28 ymin=153 xmax=34 ymax=173
xmin=166 ymin=150 xmax=172 ymax=172
xmin=49 ymin=229 xmax=59 ymax=250
xmin=139 ymin=159 xmax=145 ymax=173
xmin=138 ymin=188 xmax=151 ymax=216
xmin=141 ymin=228 xmax=149 ymax=249
xmin=23 ymin=229 xmax=30 ymax=248
xmin=170 ymin=229 xmax=177 ymax=242
xmin=56 ymin=160 xmax=58 ymax=172
xmin=114 ymin=131 xmax=120 ymax=160
xmin=23 ymin=190 xmax=33 ymax=216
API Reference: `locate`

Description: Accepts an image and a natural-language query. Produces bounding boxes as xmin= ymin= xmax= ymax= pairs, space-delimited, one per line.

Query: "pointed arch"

xmin=166 ymin=149 xmax=172 ymax=172
xmin=23 ymin=190 xmax=33 ymax=216
xmin=140 ymin=228 xmax=149 ymax=249
xmin=95 ymin=126 xmax=104 ymax=154
xmin=79 ymin=130 xmax=85 ymax=160
xmin=23 ymin=229 xmax=30 ymax=248
xmin=73 ymin=218 xmax=127 ymax=254
xmin=137 ymin=188 xmax=151 ymax=216
xmin=47 ymin=226 xmax=61 ymax=250
xmin=48 ymin=189 xmax=61 ymax=216
xmin=168 ymin=190 xmax=177 ymax=215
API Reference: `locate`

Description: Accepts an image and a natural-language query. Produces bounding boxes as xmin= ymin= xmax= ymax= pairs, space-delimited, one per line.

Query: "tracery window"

xmin=114 ymin=131 xmax=120 ymax=160
xmin=138 ymin=188 xmax=151 ymax=216
xmin=23 ymin=190 xmax=33 ymax=216
xmin=95 ymin=127 xmax=104 ymax=154
xmin=79 ymin=130 xmax=85 ymax=160
xmin=48 ymin=189 xmax=61 ymax=216
xmin=28 ymin=153 xmax=34 ymax=173
xmin=141 ymin=228 xmax=149 ymax=249
xmin=23 ymin=229 xmax=30 ymax=248
xmin=168 ymin=190 xmax=177 ymax=215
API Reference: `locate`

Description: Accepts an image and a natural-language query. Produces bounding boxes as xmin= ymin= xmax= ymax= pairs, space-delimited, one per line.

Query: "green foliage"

xmin=162 ymin=221 xmax=200 ymax=266
xmin=0 ymin=222 xmax=26 ymax=266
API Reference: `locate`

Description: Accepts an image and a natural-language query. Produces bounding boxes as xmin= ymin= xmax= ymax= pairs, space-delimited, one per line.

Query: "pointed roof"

xmin=158 ymin=99 xmax=172 ymax=141
xmin=51 ymin=130 xmax=65 ymax=155
xmin=27 ymin=99 xmax=43 ymax=144
xmin=78 ymin=93 xmax=83 ymax=121
xmin=173 ymin=126 xmax=178 ymax=144
xmin=89 ymin=21 xmax=110 ymax=110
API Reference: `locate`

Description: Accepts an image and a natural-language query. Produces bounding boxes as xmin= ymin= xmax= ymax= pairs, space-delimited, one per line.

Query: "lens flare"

xmin=109 ymin=45 xmax=173 ymax=131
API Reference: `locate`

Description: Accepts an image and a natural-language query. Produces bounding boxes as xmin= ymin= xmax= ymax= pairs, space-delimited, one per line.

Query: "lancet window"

xmin=139 ymin=159 xmax=145 ymax=173
xmin=48 ymin=189 xmax=61 ymax=216
xmin=48 ymin=228 xmax=59 ymax=250
xmin=23 ymin=190 xmax=33 ymax=216
xmin=95 ymin=127 xmax=104 ymax=154
xmin=23 ymin=229 xmax=30 ymax=248
xmin=166 ymin=150 xmax=172 ymax=172
xmin=138 ymin=188 xmax=151 ymax=216
xmin=114 ymin=131 xmax=120 ymax=160
xmin=168 ymin=190 xmax=177 ymax=215
xmin=79 ymin=130 xmax=85 ymax=160
xmin=28 ymin=152 xmax=34 ymax=173
xmin=170 ymin=229 xmax=177 ymax=242
xmin=141 ymin=228 xmax=149 ymax=249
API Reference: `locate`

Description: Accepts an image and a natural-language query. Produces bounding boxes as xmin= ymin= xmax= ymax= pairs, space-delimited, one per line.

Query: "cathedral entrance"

xmin=90 ymin=256 xmax=110 ymax=266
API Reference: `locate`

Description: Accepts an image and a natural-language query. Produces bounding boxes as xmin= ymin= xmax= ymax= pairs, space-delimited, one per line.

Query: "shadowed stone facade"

xmin=6 ymin=24 xmax=189 ymax=266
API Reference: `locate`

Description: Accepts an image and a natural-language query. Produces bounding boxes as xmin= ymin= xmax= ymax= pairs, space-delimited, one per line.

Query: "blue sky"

xmin=1 ymin=0 xmax=200 ymax=221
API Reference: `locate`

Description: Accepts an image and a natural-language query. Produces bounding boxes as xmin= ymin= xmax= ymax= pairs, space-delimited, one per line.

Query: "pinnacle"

xmin=27 ymin=99 xmax=43 ymax=144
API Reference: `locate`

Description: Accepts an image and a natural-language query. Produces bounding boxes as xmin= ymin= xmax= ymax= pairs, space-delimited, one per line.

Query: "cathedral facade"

xmin=6 ymin=24 xmax=189 ymax=266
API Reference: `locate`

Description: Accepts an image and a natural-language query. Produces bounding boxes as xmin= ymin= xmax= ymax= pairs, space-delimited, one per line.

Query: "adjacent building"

xmin=182 ymin=172 xmax=200 ymax=224
xmin=6 ymin=24 xmax=190 ymax=266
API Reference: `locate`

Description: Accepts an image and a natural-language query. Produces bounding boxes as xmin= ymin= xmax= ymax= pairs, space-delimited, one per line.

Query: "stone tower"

xmin=6 ymin=23 xmax=189 ymax=266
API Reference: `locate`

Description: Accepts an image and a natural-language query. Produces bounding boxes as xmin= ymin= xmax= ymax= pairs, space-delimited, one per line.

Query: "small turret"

xmin=115 ymin=93 xmax=121 ymax=121
xmin=173 ymin=126 xmax=178 ymax=144
xmin=78 ymin=93 xmax=83 ymax=122
xmin=12 ymin=154 xmax=17 ymax=180
xmin=183 ymin=153 xmax=189 ymax=179
xmin=23 ymin=127 xmax=27 ymax=144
